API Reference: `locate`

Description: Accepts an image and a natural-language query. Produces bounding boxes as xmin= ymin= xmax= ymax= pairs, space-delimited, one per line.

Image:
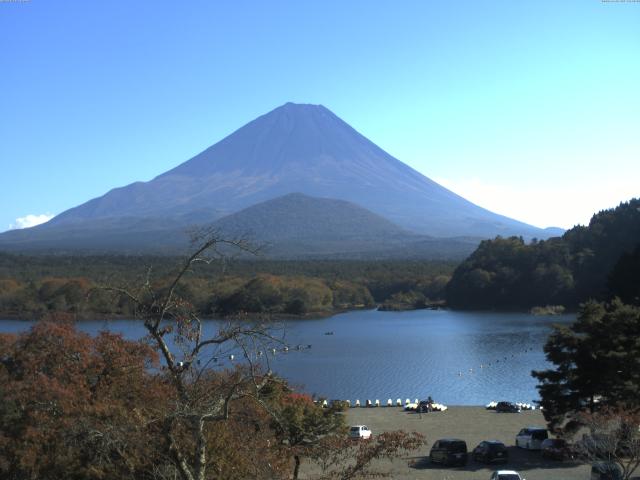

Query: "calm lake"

xmin=0 ymin=309 xmax=574 ymax=406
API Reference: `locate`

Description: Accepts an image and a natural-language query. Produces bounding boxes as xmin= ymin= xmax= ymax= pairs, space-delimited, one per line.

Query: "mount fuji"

xmin=0 ymin=103 xmax=560 ymax=256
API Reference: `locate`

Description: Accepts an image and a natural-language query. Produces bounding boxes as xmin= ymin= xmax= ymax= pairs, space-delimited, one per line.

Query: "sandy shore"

xmin=300 ymin=406 xmax=591 ymax=480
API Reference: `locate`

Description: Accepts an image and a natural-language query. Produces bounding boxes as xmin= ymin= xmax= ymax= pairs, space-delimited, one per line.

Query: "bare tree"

xmin=573 ymin=407 xmax=640 ymax=480
xmin=104 ymin=229 xmax=283 ymax=480
xmin=312 ymin=431 xmax=425 ymax=480
xmin=97 ymin=228 xmax=426 ymax=480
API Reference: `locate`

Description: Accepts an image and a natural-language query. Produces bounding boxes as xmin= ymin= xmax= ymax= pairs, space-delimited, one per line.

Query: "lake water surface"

xmin=0 ymin=309 xmax=573 ymax=406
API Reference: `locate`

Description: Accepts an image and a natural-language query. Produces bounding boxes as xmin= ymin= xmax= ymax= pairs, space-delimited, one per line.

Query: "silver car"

xmin=490 ymin=470 xmax=525 ymax=480
xmin=349 ymin=425 xmax=372 ymax=439
xmin=515 ymin=427 xmax=548 ymax=450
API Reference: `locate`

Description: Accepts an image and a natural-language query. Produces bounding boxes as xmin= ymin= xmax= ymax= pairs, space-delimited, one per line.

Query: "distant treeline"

xmin=446 ymin=198 xmax=640 ymax=310
xmin=0 ymin=256 xmax=455 ymax=319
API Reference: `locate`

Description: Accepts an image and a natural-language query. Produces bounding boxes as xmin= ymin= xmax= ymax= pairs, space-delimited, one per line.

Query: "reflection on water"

xmin=0 ymin=309 xmax=574 ymax=405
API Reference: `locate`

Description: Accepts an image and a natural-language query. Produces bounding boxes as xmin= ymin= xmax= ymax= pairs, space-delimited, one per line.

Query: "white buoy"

xmin=375 ymin=399 xmax=380 ymax=407
xmin=346 ymin=400 xmax=351 ymax=407
xmin=229 ymin=354 xmax=234 ymax=361
xmin=322 ymin=400 xmax=328 ymax=408
xmin=396 ymin=398 xmax=402 ymax=407
xmin=414 ymin=398 xmax=419 ymax=404
xmin=366 ymin=399 xmax=372 ymax=407
xmin=387 ymin=399 xmax=393 ymax=407
xmin=405 ymin=398 xmax=411 ymax=405
xmin=355 ymin=399 xmax=360 ymax=407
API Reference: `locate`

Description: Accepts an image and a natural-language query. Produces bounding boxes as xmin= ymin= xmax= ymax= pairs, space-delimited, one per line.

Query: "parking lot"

xmin=300 ymin=406 xmax=591 ymax=480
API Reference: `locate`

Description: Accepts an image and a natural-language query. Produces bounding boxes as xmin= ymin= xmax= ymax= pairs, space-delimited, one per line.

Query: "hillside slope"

xmin=46 ymin=103 xmax=551 ymax=238
xmin=0 ymin=193 xmax=480 ymax=259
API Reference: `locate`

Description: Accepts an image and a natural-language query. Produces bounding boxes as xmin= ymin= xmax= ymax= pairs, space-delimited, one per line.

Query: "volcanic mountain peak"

xmin=160 ymin=101 xmax=415 ymax=180
xmin=29 ymin=102 xmax=556 ymax=243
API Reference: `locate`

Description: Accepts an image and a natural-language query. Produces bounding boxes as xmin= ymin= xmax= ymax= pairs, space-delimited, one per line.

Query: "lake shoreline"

xmin=1 ymin=302 xmax=573 ymax=323
xmin=0 ymin=305 xmax=375 ymax=322
xmin=0 ymin=309 xmax=575 ymax=405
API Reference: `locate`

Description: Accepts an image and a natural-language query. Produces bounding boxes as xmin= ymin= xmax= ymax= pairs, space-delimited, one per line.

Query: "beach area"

xmin=300 ymin=406 xmax=591 ymax=480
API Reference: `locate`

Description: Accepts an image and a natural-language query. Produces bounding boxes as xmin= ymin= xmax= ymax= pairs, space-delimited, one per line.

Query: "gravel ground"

xmin=299 ymin=406 xmax=591 ymax=480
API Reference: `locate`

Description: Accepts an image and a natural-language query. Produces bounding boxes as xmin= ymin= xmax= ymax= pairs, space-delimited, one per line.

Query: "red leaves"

xmin=283 ymin=392 xmax=314 ymax=405
xmin=0 ymin=321 xmax=165 ymax=479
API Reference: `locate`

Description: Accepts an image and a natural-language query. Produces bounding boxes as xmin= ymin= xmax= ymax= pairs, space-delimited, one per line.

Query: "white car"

xmin=349 ymin=425 xmax=372 ymax=439
xmin=490 ymin=470 xmax=525 ymax=480
xmin=515 ymin=427 xmax=548 ymax=450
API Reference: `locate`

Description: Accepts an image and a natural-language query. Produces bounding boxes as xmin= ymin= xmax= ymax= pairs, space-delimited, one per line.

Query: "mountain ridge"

xmin=0 ymin=193 xmax=481 ymax=259
xmin=0 ymin=102 xmax=563 ymax=256
xmin=47 ymin=102 xmax=553 ymax=238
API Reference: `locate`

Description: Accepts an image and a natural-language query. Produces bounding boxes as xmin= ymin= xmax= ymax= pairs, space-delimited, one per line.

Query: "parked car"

xmin=417 ymin=399 xmax=433 ymax=413
xmin=329 ymin=399 xmax=349 ymax=410
xmin=495 ymin=401 xmax=521 ymax=413
xmin=429 ymin=438 xmax=468 ymax=466
xmin=591 ymin=462 xmax=623 ymax=480
xmin=515 ymin=427 xmax=548 ymax=450
xmin=472 ymin=440 xmax=508 ymax=463
xmin=489 ymin=470 xmax=525 ymax=480
xmin=540 ymin=438 xmax=572 ymax=460
xmin=349 ymin=425 xmax=372 ymax=440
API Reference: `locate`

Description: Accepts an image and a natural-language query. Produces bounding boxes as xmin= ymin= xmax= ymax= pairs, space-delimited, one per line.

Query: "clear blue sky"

xmin=1 ymin=0 xmax=638 ymax=231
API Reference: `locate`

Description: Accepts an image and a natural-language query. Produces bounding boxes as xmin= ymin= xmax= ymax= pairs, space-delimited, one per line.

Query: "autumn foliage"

xmin=0 ymin=318 xmax=424 ymax=480
xmin=0 ymin=319 xmax=293 ymax=479
xmin=0 ymin=235 xmax=426 ymax=480
xmin=0 ymin=316 xmax=167 ymax=479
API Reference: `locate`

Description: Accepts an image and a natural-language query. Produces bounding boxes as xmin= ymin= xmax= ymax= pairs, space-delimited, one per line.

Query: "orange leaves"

xmin=0 ymin=321 xmax=165 ymax=479
xmin=283 ymin=392 xmax=315 ymax=405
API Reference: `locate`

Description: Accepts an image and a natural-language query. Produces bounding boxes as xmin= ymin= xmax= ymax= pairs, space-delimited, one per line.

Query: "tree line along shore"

xmin=0 ymin=256 xmax=454 ymax=320
xmin=0 ymin=199 xmax=639 ymax=320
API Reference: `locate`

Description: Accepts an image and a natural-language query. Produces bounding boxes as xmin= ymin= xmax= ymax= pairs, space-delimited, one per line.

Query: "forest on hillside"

xmin=446 ymin=198 xmax=640 ymax=310
xmin=0 ymin=256 xmax=454 ymax=320
xmin=3 ymin=199 xmax=638 ymax=319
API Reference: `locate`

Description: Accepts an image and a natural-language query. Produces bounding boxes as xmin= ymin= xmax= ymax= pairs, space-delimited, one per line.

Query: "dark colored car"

xmin=417 ymin=399 xmax=434 ymax=413
xmin=429 ymin=438 xmax=468 ymax=466
xmin=540 ymin=438 xmax=572 ymax=460
xmin=472 ymin=440 xmax=508 ymax=463
xmin=495 ymin=401 xmax=520 ymax=413
xmin=591 ymin=462 xmax=623 ymax=480
xmin=329 ymin=399 xmax=349 ymax=410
